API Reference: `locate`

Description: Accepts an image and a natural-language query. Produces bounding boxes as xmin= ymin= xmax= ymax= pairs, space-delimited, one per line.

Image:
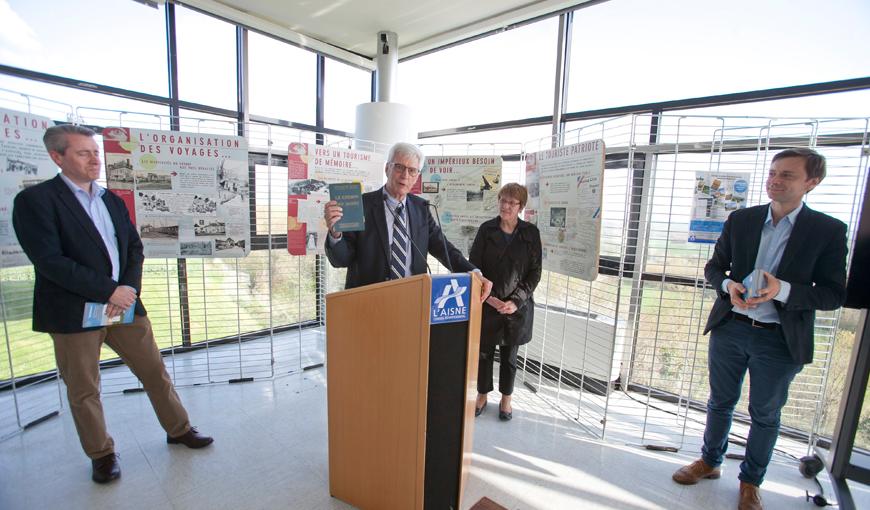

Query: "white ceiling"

xmin=178 ymin=0 xmax=595 ymax=69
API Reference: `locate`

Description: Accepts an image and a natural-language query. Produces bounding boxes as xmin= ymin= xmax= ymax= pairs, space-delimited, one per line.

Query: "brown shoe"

xmin=738 ymin=481 xmax=763 ymax=510
xmin=167 ymin=426 xmax=214 ymax=449
xmin=91 ymin=452 xmax=121 ymax=484
xmin=672 ymin=458 xmax=721 ymax=485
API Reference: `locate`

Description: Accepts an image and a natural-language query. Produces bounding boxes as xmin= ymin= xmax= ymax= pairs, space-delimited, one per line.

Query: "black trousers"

xmin=477 ymin=343 xmax=520 ymax=395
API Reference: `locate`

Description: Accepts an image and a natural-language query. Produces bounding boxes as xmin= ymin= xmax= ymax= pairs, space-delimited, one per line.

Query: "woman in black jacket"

xmin=469 ymin=183 xmax=542 ymax=421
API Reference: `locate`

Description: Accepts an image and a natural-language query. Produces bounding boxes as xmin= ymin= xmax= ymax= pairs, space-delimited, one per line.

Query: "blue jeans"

xmin=700 ymin=318 xmax=803 ymax=486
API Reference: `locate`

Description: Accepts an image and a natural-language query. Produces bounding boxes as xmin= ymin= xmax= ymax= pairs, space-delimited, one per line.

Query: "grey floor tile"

xmin=3 ymin=341 xmax=868 ymax=510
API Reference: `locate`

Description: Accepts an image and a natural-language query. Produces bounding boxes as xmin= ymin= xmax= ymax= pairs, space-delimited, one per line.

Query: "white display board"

xmin=526 ymin=140 xmax=605 ymax=281
xmin=0 ymin=108 xmax=56 ymax=267
xmin=103 ymin=127 xmax=250 ymax=258
xmin=287 ymin=143 xmax=385 ymax=255
xmin=688 ymin=171 xmax=750 ymax=243
xmin=414 ymin=155 xmax=502 ymax=256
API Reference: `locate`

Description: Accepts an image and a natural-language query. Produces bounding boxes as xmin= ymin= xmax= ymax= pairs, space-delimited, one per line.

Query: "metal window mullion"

xmin=551 ymin=11 xmax=572 ymax=146
xmin=624 ymin=112 xmax=660 ymax=390
xmin=237 ymin=26 xmax=249 ymax=137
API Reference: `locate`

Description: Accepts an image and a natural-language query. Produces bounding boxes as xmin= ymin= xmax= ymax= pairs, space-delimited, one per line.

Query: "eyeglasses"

xmin=390 ymin=162 xmax=420 ymax=177
xmin=499 ymin=198 xmax=522 ymax=207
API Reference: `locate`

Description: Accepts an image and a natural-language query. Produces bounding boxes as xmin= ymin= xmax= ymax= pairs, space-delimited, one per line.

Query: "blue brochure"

xmin=82 ymin=302 xmax=135 ymax=328
xmin=742 ymin=269 xmax=766 ymax=301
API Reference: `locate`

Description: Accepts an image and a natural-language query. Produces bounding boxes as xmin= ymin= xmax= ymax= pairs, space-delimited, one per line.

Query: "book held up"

xmin=329 ymin=182 xmax=365 ymax=232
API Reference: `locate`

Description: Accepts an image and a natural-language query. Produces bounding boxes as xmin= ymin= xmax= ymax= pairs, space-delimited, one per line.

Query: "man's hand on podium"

xmin=477 ymin=274 xmax=492 ymax=304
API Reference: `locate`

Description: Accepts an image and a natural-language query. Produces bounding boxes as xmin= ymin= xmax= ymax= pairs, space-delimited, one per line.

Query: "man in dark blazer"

xmin=672 ymin=148 xmax=848 ymax=510
xmin=12 ymin=125 xmax=212 ymax=485
xmin=323 ymin=142 xmax=492 ymax=300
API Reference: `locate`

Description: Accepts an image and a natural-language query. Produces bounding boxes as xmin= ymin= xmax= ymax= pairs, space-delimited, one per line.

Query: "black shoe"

xmin=167 ymin=426 xmax=214 ymax=449
xmin=92 ymin=453 xmax=121 ymax=484
xmin=475 ymin=401 xmax=487 ymax=417
xmin=499 ymin=409 xmax=513 ymax=421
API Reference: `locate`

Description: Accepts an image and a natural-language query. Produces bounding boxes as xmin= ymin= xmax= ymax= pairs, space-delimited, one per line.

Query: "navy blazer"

xmin=12 ymin=175 xmax=147 ymax=333
xmin=325 ymin=187 xmax=476 ymax=289
xmin=704 ymin=204 xmax=848 ymax=365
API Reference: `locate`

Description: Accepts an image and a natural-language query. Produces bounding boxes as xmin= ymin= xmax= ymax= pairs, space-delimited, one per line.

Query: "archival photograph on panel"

xmin=549 ymin=207 xmax=567 ymax=228
xmin=138 ymin=192 xmax=171 ymax=213
xmin=105 ymin=153 xmax=135 ymax=190
xmin=217 ymin=159 xmax=249 ymax=205
xmin=139 ymin=219 xmax=179 ymax=239
xmin=180 ymin=240 xmax=213 ymax=256
xmin=194 ymin=219 xmax=227 ymax=237
xmin=135 ymin=169 xmax=173 ymax=190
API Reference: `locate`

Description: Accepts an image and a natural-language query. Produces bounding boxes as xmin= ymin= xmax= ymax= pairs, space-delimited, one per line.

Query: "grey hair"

xmin=386 ymin=142 xmax=425 ymax=169
xmin=43 ymin=124 xmax=97 ymax=154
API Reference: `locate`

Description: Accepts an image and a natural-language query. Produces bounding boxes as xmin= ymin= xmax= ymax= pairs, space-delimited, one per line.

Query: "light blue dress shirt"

xmin=724 ymin=203 xmax=802 ymax=323
xmin=59 ymin=173 xmax=121 ymax=282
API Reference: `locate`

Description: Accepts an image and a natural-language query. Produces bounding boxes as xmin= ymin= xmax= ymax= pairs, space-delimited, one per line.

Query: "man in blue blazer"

xmin=672 ymin=148 xmax=848 ymax=510
xmin=323 ymin=142 xmax=492 ymax=300
xmin=12 ymin=125 xmax=212 ymax=485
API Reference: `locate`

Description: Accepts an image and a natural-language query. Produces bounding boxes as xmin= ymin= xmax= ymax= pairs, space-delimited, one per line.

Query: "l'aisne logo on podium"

xmin=430 ymin=274 xmax=471 ymax=324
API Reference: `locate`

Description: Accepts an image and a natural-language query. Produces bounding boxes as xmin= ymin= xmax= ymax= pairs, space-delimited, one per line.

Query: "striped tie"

xmin=390 ymin=203 xmax=409 ymax=280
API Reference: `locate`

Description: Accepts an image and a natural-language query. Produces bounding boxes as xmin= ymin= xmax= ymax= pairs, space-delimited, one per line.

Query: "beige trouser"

xmin=50 ymin=315 xmax=190 ymax=459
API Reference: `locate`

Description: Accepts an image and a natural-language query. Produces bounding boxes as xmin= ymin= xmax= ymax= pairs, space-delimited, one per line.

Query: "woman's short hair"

xmin=498 ymin=183 xmax=528 ymax=208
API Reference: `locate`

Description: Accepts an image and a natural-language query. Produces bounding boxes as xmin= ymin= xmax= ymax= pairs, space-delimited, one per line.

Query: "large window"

xmin=323 ymin=57 xmax=371 ymax=133
xmin=397 ymin=18 xmax=559 ymax=131
xmin=567 ymin=0 xmax=870 ymax=112
xmin=247 ymin=32 xmax=317 ymax=125
xmin=422 ymin=124 xmax=554 ymax=147
xmin=666 ymin=89 xmax=870 ymax=119
xmin=1 ymin=0 xmax=168 ymax=95
xmin=175 ymin=6 xmax=238 ymax=110
xmin=0 ymin=74 xmax=169 ymax=127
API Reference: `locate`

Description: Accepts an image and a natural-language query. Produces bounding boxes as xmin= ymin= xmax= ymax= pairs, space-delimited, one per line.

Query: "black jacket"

xmin=12 ymin=175 xmax=147 ymax=333
xmin=470 ymin=216 xmax=542 ymax=347
xmin=325 ymin=187 xmax=476 ymax=289
xmin=704 ymin=203 xmax=848 ymax=365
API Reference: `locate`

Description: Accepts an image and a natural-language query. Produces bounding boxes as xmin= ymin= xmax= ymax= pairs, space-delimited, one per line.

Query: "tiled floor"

xmin=2 ymin=361 xmax=869 ymax=509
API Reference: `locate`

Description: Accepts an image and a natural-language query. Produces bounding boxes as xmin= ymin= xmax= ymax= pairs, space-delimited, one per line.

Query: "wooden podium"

xmin=326 ymin=273 xmax=482 ymax=510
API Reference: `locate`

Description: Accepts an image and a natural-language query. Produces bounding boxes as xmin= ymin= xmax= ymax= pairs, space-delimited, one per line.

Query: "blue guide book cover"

xmin=329 ymin=182 xmax=365 ymax=232
xmin=82 ymin=302 xmax=136 ymax=328
xmin=742 ymin=268 xmax=766 ymax=301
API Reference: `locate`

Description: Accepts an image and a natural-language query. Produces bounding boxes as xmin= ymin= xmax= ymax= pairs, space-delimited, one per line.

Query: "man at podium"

xmin=323 ymin=142 xmax=492 ymax=301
